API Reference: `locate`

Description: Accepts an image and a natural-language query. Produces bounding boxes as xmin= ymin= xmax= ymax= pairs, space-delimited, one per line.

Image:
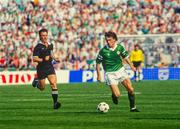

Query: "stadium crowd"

xmin=0 ymin=0 xmax=180 ymax=71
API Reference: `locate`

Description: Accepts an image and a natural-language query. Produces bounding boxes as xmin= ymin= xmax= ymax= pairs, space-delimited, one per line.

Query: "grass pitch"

xmin=0 ymin=81 xmax=180 ymax=129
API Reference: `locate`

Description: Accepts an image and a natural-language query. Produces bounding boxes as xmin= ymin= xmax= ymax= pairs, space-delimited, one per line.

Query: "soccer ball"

xmin=97 ymin=102 xmax=110 ymax=113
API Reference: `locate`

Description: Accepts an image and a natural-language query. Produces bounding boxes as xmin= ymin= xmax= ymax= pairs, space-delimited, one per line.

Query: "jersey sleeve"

xmin=33 ymin=46 xmax=40 ymax=57
xmin=96 ymin=50 xmax=103 ymax=64
xmin=120 ymin=45 xmax=129 ymax=59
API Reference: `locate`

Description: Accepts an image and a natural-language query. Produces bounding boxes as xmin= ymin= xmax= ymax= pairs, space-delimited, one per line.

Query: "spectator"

xmin=0 ymin=0 xmax=179 ymax=70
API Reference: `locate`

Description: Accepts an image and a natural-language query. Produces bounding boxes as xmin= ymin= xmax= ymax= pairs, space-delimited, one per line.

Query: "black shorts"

xmin=37 ymin=67 xmax=55 ymax=80
xmin=133 ymin=61 xmax=142 ymax=68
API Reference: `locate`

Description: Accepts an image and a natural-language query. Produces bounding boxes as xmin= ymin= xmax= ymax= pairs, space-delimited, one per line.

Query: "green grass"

xmin=0 ymin=81 xmax=180 ymax=129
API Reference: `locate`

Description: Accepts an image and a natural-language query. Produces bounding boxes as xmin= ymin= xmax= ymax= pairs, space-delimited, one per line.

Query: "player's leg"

xmin=47 ymin=74 xmax=61 ymax=109
xmin=38 ymin=79 xmax=46 ymax=91
xmin=32 ymin=71 xmax=46 ymax=90
xmin=105 ymin=73 xmax=120 ymax=104
xmin=121 ymin=78 xmax=139 ymax=112
xmin=32 ymin=77 xmax=39 ymax=87
xmin=133 ymin=62 xmax=138 ymax=81
xmin=135 ymin=69 xmax=139 ymax=81
xmin=137 ymin=65 xmax=142 ymax=81
xmin=110 ymin=85 xmax=120 ymax=104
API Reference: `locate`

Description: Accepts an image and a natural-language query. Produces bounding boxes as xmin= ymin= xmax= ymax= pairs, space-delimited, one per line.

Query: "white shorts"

xmin=105 ymin=67 xmax=129 ymax=86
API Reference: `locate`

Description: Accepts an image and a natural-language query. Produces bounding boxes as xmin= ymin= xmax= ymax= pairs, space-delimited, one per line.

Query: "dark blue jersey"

xmin=33 ymin=43 xmax=53 ymax=70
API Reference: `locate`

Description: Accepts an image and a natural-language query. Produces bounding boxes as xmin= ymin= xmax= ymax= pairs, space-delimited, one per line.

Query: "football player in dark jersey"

xmin=32 ymin=28 xmax=61 ymax=109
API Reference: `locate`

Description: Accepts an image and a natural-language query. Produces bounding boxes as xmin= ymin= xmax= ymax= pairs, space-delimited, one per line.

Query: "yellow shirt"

xmin=130 ymin=50 xmax=144 ymax=62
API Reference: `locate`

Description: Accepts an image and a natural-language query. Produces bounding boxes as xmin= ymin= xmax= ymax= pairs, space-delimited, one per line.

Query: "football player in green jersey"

xmin=96 ymin=31 xmax=139 ymax=112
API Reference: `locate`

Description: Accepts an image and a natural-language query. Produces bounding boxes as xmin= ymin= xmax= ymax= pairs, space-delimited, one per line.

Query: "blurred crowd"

xmin=0 ymin=0 xmax=180 ymax=71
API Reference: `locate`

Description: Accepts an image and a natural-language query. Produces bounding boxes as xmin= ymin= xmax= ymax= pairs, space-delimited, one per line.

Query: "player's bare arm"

xmin=33 ymin=56 xmax=43 ymax=63
xmin=96 ymin=63 xmax=101 ymax=82
xmin=125 ymin=57 xmax=136 ymax=72
xmin=33 ymin=56 xmax=51 ymax=62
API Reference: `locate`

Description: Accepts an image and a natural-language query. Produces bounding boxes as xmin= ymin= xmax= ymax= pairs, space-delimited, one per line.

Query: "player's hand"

xmin=52 ymin=59 xmax=60 ymax=65
xmin=54 ymin=58 xmax=60 ymax=63
xmin=97 ymin=75 xmax=102 ymax=82
xmin=44 ymin=56 xmax=50 ymax=61
xmin=131 ymin=65 xmax=136 ymax=72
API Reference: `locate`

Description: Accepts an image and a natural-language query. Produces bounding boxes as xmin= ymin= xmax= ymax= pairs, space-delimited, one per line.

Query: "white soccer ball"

xmin=97 ymin=102 xmax=110 ymax=113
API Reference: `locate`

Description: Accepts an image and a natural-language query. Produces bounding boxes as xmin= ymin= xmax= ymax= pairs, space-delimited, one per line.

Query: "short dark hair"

xmin=105 ymin=31 xmax=118 ymax=41
xmin=134 ymin=44 xmax=139 ymax=47
xmin=39 ymin=28 xmax=48 ymax=35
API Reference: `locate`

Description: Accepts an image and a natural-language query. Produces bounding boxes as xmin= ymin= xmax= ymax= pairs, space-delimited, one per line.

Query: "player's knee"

xmin=114 ymin=92 xmax=120 ymax=98
xmin=50 ymin=83 xmax=57 ymax=89
xmin=38 ymin=83 xmax=45 ymax=91
xmin=128 ymin=87 xmax=134 ymax=95
xmin=116 ymin=93 xmax=120 ymax=98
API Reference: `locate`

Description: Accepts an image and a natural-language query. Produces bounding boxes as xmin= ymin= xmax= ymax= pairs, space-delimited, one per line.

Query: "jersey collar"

xmin=38 ymin=41 xmax=51 ymax=46
xmin=106 ymin=43 xmax=118 ymax=51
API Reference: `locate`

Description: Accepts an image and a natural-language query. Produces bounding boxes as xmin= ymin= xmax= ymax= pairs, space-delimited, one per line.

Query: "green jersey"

xmin=96 ymin=43 xmax=129 ymax=72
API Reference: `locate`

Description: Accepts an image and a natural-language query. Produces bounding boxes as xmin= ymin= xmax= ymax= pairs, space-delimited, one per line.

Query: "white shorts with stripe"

xmin=105 ymin=67 xmax=129 ymax=86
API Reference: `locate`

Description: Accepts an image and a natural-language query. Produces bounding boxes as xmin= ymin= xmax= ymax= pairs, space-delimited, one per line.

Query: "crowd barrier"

xmin=0 ymin=68 xmax=179 ymax=85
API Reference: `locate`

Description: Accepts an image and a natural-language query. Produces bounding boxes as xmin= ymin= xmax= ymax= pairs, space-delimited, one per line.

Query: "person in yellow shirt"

xmin=130 ymin=44 xmax=144 ymax=81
